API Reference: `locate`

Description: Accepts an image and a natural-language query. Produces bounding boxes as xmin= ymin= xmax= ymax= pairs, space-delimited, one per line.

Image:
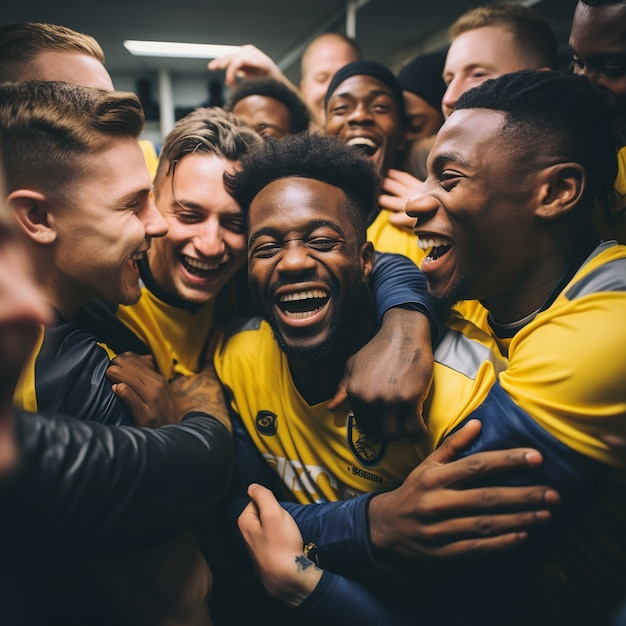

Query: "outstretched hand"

xmin=368 ymin=420 xmax=560 ymax=563
xmin=238 ymin=483 xmax=322 ymax=608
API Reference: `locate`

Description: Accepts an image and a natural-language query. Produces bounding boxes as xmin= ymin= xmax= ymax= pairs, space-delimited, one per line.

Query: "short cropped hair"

xmin=455 ymin=70 xmax=617 ymax=210
xmin=225 ymin=132 xmax=380 ymax=236
xmin=154 ymin=107 xmax=263 ymax=187
xmin=0 ymin=80 xmax=143 ymax=204
xmin=0 ymin=22 xmax=105 ymax=82
xmin=225 ymin=78 xmax=311 ymax=134
xmin=450 ymin=2 xmax=558 ymax=70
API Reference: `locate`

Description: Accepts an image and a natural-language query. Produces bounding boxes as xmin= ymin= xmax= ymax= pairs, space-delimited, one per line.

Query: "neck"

xmin=485 ymin=228 xmax=599 ymax=328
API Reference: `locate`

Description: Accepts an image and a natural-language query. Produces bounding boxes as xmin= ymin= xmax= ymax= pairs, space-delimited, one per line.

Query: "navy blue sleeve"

xmin=369 ymin=252 xmax=442 ymax=338
xmin=412 ymin=381 xmax=611 ymax=625
xmin=296 ymin=570 xmax=413 ymax=625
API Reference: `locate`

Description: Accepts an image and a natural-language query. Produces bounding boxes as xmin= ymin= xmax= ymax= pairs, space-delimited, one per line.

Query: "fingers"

xmin=246 ymin=483 xmax=281 ymax=522
xmin=387 ymin=209 xmax=417 ymax=229
xmin=378 ymin=191 xmax=408 ymax=212
xmin=106 ymin=352 xmax=157 ymax=385
xmin=399 ymin=412 xmax=427 ymax=442
xmin=327 ymin=358 xmax=352 ymax=410
xmin=422 ymin=531 xmax=530 ymax=558
xmin=417 ymin=484 xmax=560 ymax=518
xmin=419 ymin=447 xmax=545 ymax=492
xmin=423 ymin=420 xmax=483 ymax=464
xmin=110 ymin=381 xmax=147 ymax=420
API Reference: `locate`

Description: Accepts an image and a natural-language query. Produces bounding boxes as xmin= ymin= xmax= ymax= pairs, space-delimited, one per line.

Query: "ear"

xmin=534 ymin=162 xmax=586 ymax=220
xmin=359 ymin=241 xmax=375 ymax=281
xmin=6 ymin=190 xmax=58 ymax=244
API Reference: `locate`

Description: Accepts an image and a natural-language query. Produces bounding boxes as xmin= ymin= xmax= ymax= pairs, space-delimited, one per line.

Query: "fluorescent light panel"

xmin=123 ymin=40 xmax=241 ymax=59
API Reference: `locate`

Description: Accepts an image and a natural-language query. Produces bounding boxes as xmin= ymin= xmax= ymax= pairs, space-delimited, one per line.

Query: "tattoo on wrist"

xmin=295 ymin=555 xmax=320 ymax=572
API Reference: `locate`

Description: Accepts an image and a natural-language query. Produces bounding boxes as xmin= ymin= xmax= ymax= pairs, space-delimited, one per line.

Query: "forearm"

xmin=1 ymin=410 xmax=233 ymax=556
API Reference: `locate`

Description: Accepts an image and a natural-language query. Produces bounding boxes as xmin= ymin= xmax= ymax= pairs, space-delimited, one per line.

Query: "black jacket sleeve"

xmin=0 ymin=410 xmax=233 ymax=558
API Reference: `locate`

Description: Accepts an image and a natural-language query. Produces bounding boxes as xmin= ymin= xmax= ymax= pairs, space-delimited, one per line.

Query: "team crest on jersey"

xmin=347 ymin=413 xmax=386 ymax=467
xmin=255 ymin=410 xmax=278 ymax=436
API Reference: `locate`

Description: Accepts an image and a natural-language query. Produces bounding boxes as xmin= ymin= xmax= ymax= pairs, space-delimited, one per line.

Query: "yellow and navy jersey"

xmin=593 ymin=145 xmax=626 ymax=244
xmin=367 ymin=209 xmax=425 ymax=267
xmin=283 ymin=240 xmax=626 ymax=626
xmin=77 ymin=258 xmax=240 ymax=382
xmin=429 ymin=241 xmax=626 ymax=470
xmin=214 ymin=318 xmax=423 ymax=504
xmin=12 ymin=317 xmax=132 ymax=425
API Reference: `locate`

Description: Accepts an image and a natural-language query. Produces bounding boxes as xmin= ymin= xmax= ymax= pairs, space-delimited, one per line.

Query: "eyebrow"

xmin=329 ymin=88 xmax=394 ymax=102
xmin=430 ymin=152 xmax=472 ymax=170
xmin=249 ymin=218 xmax=346 ymax=244
xmin=120 ymin=188 xmax=150 ymax=205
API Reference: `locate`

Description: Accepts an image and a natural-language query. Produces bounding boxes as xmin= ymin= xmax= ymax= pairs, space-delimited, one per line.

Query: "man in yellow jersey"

xmin=234 ymin=71 xmax=626 ymax=626
xmin=208 ymin=131 xmax=559 ymax=624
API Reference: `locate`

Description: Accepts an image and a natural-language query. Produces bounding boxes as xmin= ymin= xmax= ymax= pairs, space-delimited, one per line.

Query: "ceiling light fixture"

xmin=123 ymin=40 xmax=241 ymax=59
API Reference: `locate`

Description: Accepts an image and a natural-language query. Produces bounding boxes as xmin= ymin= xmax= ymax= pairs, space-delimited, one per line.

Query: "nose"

xmin=405 ymin=180 xmax=439 ymax=224
xmin=276 ymin=240 xmax=316 ymax=275
xmin=193 ymin=217 xmax=226 ymax=258
xmin=441 ymin=79 xmax=461 ymax=119
xmin=347 ymin=101 xmax=373 ymax=125
xmin=141 ymin=196 xmax=168 ymax=239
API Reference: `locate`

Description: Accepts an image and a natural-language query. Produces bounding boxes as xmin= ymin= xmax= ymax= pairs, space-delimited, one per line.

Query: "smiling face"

xmin=569 ymin=1 xmax=626 ymax=134
xmin=325 ymin=74 xmax=404 ymax=176
xmin=247 ymin=177 xmax=373 ymax=360
xmin=406 ymin=108 xmax=547 ymax=319
xmin=442 ymin=26 xmax=531 ymax=119
xmin=49 ymin=137 xmax=166 ymax=316
xmin=149 ymin=153 xmax=247 ymax=305
xmin=231 ymin=94 xmax=292 ymax=138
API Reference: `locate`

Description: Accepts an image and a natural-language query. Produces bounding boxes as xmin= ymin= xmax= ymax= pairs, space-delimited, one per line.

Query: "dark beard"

xmin=253 ymin=277 xmax=372 ymax=362
xmin=431 ymin=273 xmax=474 ymax=320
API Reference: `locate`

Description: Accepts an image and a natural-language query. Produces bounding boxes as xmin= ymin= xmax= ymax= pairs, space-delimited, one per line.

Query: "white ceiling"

xmin=3 ymin=0 xmax=577 ymax=83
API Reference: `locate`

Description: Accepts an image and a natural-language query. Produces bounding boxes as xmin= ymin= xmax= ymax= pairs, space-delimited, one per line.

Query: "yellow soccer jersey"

xmin=214 ymin=319 xmax=423 ymax=504
xmin=117 ymin=287 xmax=216 ymax=380
xmin=423 ymin=241 xmax=626 ymax=469
xmin=367 ymin=209 xmax=425 ymax=267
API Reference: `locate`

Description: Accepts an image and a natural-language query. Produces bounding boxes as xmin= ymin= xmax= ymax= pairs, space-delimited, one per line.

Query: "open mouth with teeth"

xmin=181 ymin=255 xmax=221 ymax=278
xmin=418 ymin=236 xmax=452 ymax=261
xmin=346 ymin=137 xmax=378 ymax=158
xmin=277 ymin=289 xmax=329 ymax=319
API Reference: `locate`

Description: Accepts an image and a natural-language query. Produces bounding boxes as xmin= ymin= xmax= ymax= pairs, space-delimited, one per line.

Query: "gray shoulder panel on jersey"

xmin=435 ymin=328 xmax=507 ymax=379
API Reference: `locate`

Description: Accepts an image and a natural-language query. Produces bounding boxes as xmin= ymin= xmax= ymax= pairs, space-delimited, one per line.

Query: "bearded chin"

xmin=431 ymin=273 xmax=473 ymax=319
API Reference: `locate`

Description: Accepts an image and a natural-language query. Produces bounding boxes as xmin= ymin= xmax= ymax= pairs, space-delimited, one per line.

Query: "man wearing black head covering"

xmin=324 ymin=59 xmax=425 ymax=265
